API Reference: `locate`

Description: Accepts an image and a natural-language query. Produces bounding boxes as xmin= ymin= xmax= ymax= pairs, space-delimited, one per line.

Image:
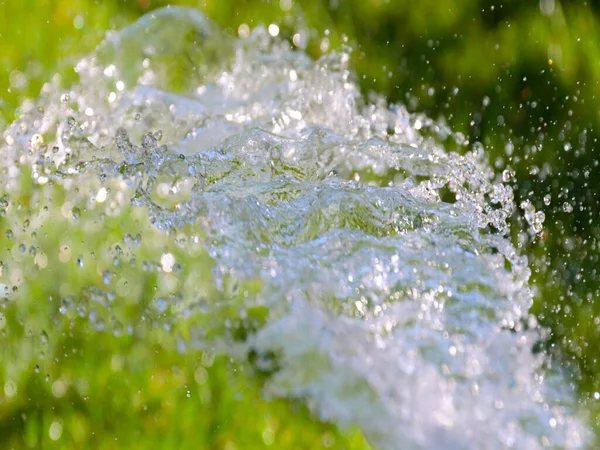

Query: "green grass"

xmin=0 ymin=165 xmax=370 ymax=448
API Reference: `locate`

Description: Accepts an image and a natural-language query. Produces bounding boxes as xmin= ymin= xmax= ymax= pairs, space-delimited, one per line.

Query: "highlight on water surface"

xmin=0 ymin=6 xmax=590 ymax=449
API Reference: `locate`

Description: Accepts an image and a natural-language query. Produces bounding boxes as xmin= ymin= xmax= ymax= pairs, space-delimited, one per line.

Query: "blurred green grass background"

xmin=3 ymin=0 xmax=600 ymax=447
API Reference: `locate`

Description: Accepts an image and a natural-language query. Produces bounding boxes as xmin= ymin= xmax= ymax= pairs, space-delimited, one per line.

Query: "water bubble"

xmin=96 ymin=188 xmax=108 ymax=203
xmin=30 ymin=133 xmax=44 ymax=150
xmin=540 ymin=0 xmax=556 ymax=16
xmin=49 ymin=421 xmax=63 ymax=441
xmin=563 ymin=202 xmax=574 ymax=213
xmin=4 ymin=380 xmax=17 ymax=398
xmin=160 ymin=253 xmax=175 ymax=273
xmin=544 ymin=194 xmax=552 ymax=206
xmin=502 ymin=168 xmax=515 ymax=182
xmin=279 ymin=0 xmax=293 ymax=11
xmin=238 ymin=23 xmax=250 ymax=39
xmin=194 ymin=366 xmax=208 ymax=385
xmin=73 ymin=15 xmax=84 ymax=29
xmin=155 ymin=298 xmax=168 ymax=313
xmin=59 ymin=245 xmax=71 ymax=262
xmin=52 ymin=380 xmax=67 ymax=398
xmin=292 ymin=33 xmax=302 ymax=47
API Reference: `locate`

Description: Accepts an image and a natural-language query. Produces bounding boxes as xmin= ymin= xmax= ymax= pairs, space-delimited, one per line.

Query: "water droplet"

xmin=502 ymin=168 xmax=515 ymax=182
xmin=115 ymin=128 xmax=134 ymax=162
xmin=160 ymin=253 xmax=175 ymax=272
xmin=58 ymin=299 xmax=69 ymax=315
xmin=40 ymin=330 xmax=49 ymax=346
xmin=0 ymin=195 xmax=9 ymax=210
xmin=49 ymin=421 xmax=63 ymax=441
xmin=30 ymin=133 xmax=44 ymax=150
xmin=96 ymin=188 xmax=108 ymax=203
xmin=4 ymin=380 xmax=17 ymax=398
xmin=123 ymin=233 xmax=142 ymax=248
xmin=543 ymin=194 xmax=551 ymax=206
xmin=268 ymin=24 xmax=280 ymax=37
xmin=141 ymin=131 xmax=159 ymax=150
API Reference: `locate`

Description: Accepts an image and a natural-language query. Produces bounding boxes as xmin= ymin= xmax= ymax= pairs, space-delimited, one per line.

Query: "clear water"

xmin=0 ymin=7 xmax=589 ymax=449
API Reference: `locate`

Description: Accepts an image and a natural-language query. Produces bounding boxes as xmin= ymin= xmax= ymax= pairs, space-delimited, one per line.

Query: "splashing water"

xmin=0 ymin=7 xmax=589 ymax=449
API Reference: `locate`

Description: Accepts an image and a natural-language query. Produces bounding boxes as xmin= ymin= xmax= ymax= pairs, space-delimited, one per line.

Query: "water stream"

xmin=0 ymin=7 xmax=589 ymax=449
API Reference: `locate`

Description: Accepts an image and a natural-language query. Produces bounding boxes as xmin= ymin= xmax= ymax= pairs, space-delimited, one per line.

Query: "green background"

xmin=2 ymin=0 xmax=600 ymax=447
